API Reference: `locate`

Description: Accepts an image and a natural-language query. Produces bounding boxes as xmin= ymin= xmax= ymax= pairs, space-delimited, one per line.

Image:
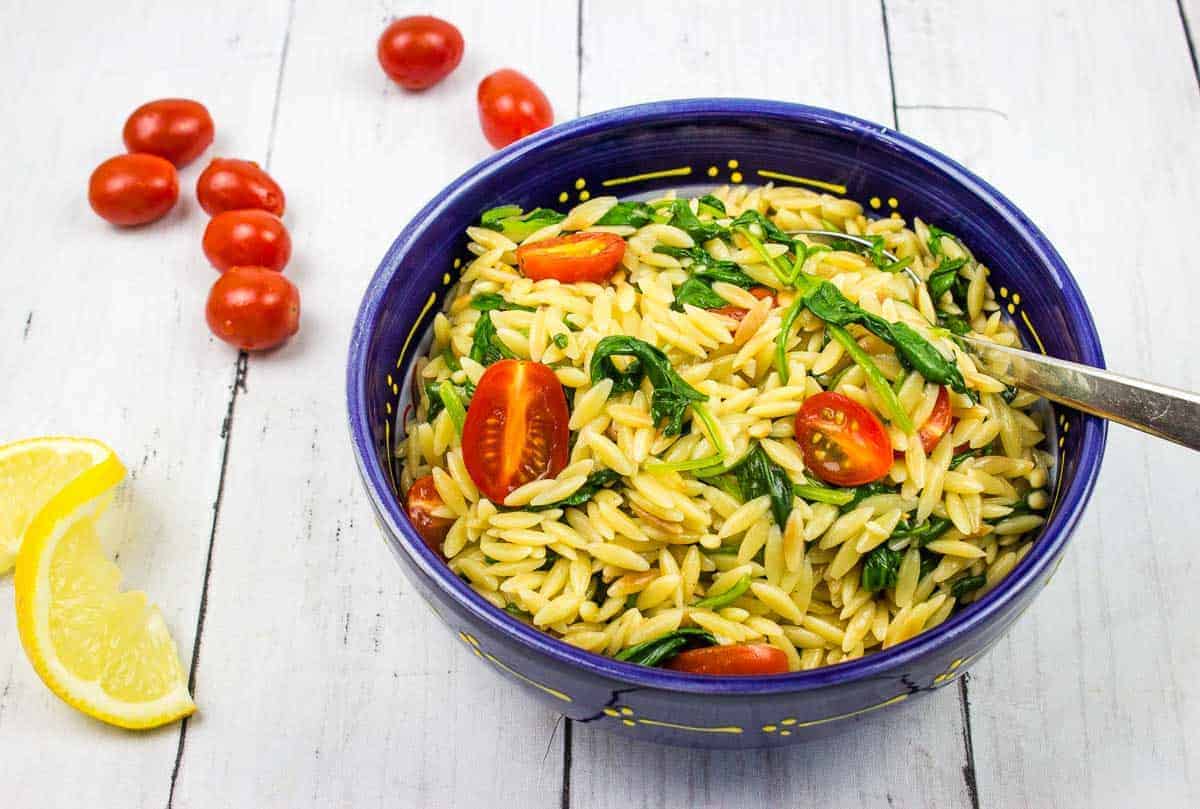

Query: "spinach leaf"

xmin=793 ymin=481 xmax=856 ymax=507
xmin=827 ymin=323 xmax=915 ymax=433
xmin=538 ymin=548 xmax=560 ymax=571
xmin=503 ymin=603 xmax=532 ymax=620
xmin=661 ymin=246 xmax=759 ymax=312
xmin=594 ymin=200 xmax=656 ymax=229
xmin=469 ymin=311 xmax=517 ymax=366
xmin=729 ymin=209 xmax=795 ymax=247
xmin=441 ymin=347 xmax=461 ymax=372
xmin=937 ymin=312 xmax=972 ymax=336
xmin=528 ymin=468 xmax=622 ymax=511
xmin=862 ymin=545 xmax=902 ymax=592
xmin=928 ymin=257 xmax=968 ymax=300
xmin=919 ymin=551 xmax=939 ymax=580
xmin=890 ymin=516 xmax=952 ymax=547
xmin=775 ymin=296 xmax=805 ymax=384
xmin=826 ymin=234 xmax=911 ymax=273
xmin=949 ymin=447 xmax=984 ymax=469
xmin=470 ymin=293 xmax=535 ymax=312
xmin=480 ymin=206 xmax=566 ymax=242
xmin=436 ymin=380 xmax=468 ymax=434
xmin=480 ymin=204 xmax=522 ymax=226
xmin=696 ymin=194 xmax=726 ymax=216
xmin=949 ymin=574 xmax=986 ymax=599
xmin=589 ymin=336 xmax=706 ymax=436
xmin=728 ymin=444 xmax=793 ymax=528
xmin=673 ymin=277 xmax=729 ymax=310
xmin=425 ymin=380 xmax=474 ymax=423
xmin=692 ymin=574 xmax=750 ymax=610
xmin=655 ymin=246 xmax=757 ymax=288
xmin=803 ymin=281 xmax=972 ymax=400
xmin=615 ymin=628 xmax=716 ymax=667
xmin=926 ymin=225 xmax=957 ymax=258
xmin=1001 ymin=384 xmax=1019 ymax=404
xmin=840 ymin=481 xmax=895 ymax=512
xmin=666 ymin=199 xmax=728 ymax=243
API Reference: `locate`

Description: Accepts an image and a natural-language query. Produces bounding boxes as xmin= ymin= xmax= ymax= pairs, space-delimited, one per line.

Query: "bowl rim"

xmin=347 ymin=98 xmax=1107 ymax=695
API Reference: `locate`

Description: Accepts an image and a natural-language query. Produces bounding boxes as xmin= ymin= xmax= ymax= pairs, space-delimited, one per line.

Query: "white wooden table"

xmin=2 ymin=1 xmax=1198 ymax=806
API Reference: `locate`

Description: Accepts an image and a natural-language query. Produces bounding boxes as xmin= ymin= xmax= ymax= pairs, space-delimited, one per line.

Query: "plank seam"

xmin=165 ymin=3 xmax=295 ymax=799
xmin=165 ymin=351 xmax=248 ymax=808
xmin=1178 ymin=0 xmax=1200 ymax=92
xmin=959 ymin=675 xmax=981 ymax=809
xmin=879 ymin=0 xmax=900 ymax=128
xmin=560 ymin=718 xmax=573 ymax=809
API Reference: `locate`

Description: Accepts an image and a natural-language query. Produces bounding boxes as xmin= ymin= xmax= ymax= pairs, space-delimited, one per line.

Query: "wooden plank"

xmin=0 ymin=1 xmax=290 ymax=807
xmin=569 ymin=3 xmax=972 ymax=807
xmin=887 ymin=1 xmax=1200 ymax=806
xmin=165 ymin=2 xmax=577 ymax=806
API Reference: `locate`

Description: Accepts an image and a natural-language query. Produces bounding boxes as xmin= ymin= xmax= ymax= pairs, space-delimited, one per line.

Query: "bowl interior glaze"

xmin=348 ymin=99 xmax=1106 ymax=696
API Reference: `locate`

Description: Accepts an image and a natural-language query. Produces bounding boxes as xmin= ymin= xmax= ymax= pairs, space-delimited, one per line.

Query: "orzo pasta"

xmin=396 ymin=184 xmax=1052 ymax=675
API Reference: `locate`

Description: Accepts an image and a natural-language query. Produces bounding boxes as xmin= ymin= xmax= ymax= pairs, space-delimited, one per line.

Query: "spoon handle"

xmin=963 ymin=337 xmax=1200 ymax=451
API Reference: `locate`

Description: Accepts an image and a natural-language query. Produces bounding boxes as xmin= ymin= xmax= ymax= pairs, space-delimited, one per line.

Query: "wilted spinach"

xmin=469 ymin=311 xmax=517 ymax=366
xmin=862 ymin=545 xmax=903 ymax=592
xmin=615 ymin=628 xmax=716 ymax=667
xmin=589 ymin=336 xmax=706 ymax=436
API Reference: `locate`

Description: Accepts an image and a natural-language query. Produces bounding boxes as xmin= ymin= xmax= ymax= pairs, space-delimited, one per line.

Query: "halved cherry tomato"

xmin=477 ymin=68 xmax=553 ymax=149
xmin=665 ymin=643 xmax=790 ymax=676
xmin=377 ymin=16 xmax=464 ymax=90
xmin=711 ymin=286 xmax=776 ymax=320
xmin=88 ymin=154 xmax=179 ymax=226
xmin=202 ymin=209 xmax=292 ymax=273
xmin=196 ymin=158 xmax=285 ymax=216
xmin=462 ymin=359 xmax=569 ymax=503
xmin=916 ymin=386 xmax=952 ymax=454
xmin=516 ymin=232 xmax=625 ymax=284
xmin=205 ymin=266 xmax=300 ymax=351
xmin=123 ymin=99 xmax=214 ymax=168
xmin=796 ymin=391 xmax=892 ymax=486
xmin=405 ymin=474 xmax=455 ymax=556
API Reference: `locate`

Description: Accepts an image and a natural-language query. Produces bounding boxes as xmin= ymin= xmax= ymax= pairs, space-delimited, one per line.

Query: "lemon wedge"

xmin=14 ymin=456 xmax=196 ymax=729
xmin=0 ymin=436 xmax=118 ymax=574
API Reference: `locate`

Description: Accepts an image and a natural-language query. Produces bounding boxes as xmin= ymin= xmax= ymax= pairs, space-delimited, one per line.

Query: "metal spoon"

xmin=788 ymin=229 xmax=1200 ymax=451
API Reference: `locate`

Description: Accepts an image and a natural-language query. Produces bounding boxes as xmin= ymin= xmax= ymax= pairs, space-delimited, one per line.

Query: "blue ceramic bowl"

xmin=347 ymin=99 xmax=1106 ymax=748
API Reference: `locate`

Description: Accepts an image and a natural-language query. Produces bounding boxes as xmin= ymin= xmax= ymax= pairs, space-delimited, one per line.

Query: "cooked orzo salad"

xmin=397 ymin=185 xmax=1053 ymax=675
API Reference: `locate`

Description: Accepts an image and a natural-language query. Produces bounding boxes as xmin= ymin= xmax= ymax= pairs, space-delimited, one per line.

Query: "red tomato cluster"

xmin=87 ymin=99 xmax=300 ymax=352
xmin=376 ymin=16 xmax=553 ymax=150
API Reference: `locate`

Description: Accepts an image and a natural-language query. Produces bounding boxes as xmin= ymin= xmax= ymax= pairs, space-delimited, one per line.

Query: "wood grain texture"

xmin=0 ymin=1 xmax=290 ymax=807
xmin=164 ymin=2 xmax=577 ymax=807
xmin=888 ymin=1 xmax=1200 ymax=806
xmin=570 ymin=3 xmax=972 ymax=805
xmin=2 ymin=1 xmax=1199 ymax=807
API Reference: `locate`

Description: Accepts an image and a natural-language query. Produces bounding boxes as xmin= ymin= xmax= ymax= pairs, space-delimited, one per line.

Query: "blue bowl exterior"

xmin=348 ymin=99 xmax=1106 ymax=748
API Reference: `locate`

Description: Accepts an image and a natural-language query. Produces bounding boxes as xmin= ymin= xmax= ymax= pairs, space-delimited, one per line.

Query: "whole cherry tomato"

xmin=462 ymin=359 xmax=569 ymax=503
xmin=87 ymin=154 xmax=179 ymax=226
xmin=377 ymin=16 xmax=464 ymax=90
xmin=202 ymin=210 xmax=292 ymax=273
xmin=916 ymin=386 xmax=952 ymax=454
xmin=516 ymin=232 xmax=625 ymax=283
xmin=795 ymin=391 xmax=892 ymax=486
xmin=205 ymin=266 xmax=300 ymax=351
xmin=196 ymin=158 xmax=285 ymax=217
xmin=665 ymin=644 xmax=790 ymax=676
xmin=477 ymin=69 xmax=553 ymax=149
xmin=405 ymin=474 xmax=455 ymax=556
xmin=122 ymin=99 xmax=214 ymax=168
xmin=711 ymin=286 xmax=777 ymax=320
